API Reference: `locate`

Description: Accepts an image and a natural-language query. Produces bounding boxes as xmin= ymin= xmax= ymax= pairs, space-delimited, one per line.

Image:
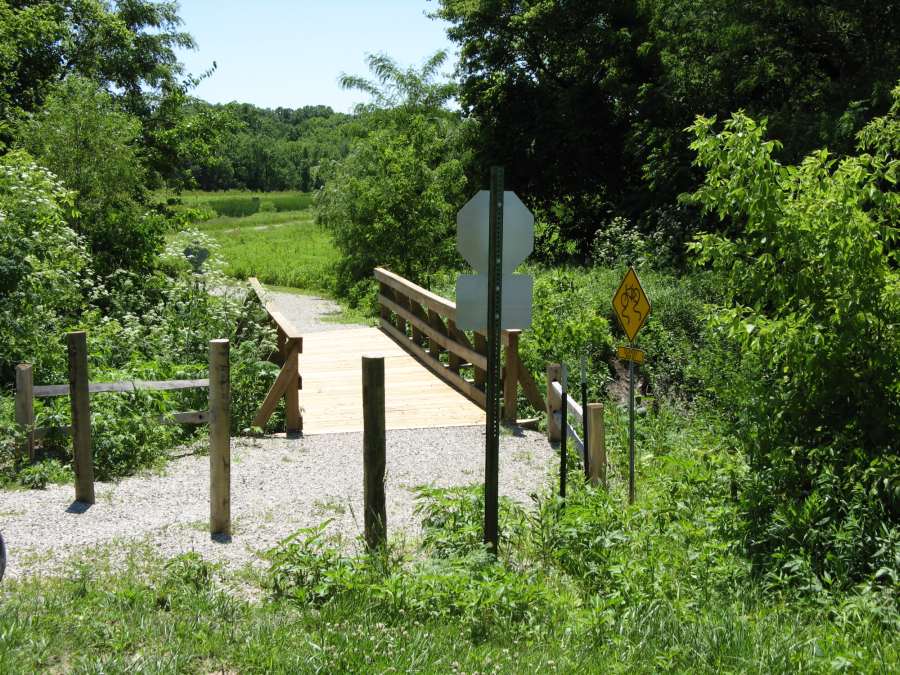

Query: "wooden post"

xmin=209 ymin=339 xmax=231 ymax=536
xmin=474 ymin=333 xmax=487 ymax=388
xmin=503 ymin=332 xmax=520 ymax=424
xmin=587 ymin=403 xmax=607 ymax=487
xmin=362 ymin=355 xmax=387 ymax=549
xmin=68 ymin=331 xmax=94 ymax=504
xmin=15 ymin=364 xmax=34 ymax=462
xmin=447 ymin=319 xmax=463 ymax=374
xmin=284 ymin=338 xmax=301 ymax=434
xmin=546 ymin=363 xmax=562 ymax=442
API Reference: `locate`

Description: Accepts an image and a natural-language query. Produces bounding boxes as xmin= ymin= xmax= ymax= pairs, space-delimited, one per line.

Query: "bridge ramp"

xmin=300 ymin=326 xmax=485 ymax=435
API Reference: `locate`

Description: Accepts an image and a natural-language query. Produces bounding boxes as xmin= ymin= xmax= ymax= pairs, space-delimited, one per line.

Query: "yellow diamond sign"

xmin=612 ymin=267 xmax=651 ymax=343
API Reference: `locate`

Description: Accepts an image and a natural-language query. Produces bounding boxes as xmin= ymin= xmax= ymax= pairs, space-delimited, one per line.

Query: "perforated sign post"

xmin=612 ymin=266 xmax=651 ymax=505
xmin=456 ymin=167 xmax=534 ymax=551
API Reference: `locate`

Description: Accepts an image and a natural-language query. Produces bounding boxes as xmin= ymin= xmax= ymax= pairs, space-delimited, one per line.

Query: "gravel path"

xmin=0 ymin=427 xmax=554 ymax=580
xmin=264 ymin=288 xmax=364 ymax=333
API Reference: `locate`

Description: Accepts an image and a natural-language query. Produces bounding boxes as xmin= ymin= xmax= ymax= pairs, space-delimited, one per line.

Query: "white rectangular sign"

xmin=455 ymin=274 xmax=533 ymax=331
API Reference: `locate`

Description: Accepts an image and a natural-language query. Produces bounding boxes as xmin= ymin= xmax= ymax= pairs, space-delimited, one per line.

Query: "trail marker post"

xmin=455 ymin=167 xmax=534 ymax=551
xmin=612 ymin=267 xmax=651 ymax=505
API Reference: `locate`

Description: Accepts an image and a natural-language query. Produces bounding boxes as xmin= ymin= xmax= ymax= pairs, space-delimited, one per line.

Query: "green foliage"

xmin=436 ymin=0 xmax=900 ymax=257
xmin=687 ymin=102 xmax=900 ymax=584
xmin=0 ymin=150 xmax=89 ymax=382
xmin=17 ymin=459 xmax=72 ymax=489
xmin=17 ymin=76 xmax=165 ymax=276
xmin=316 ymin=52 xmax=470 ymax=303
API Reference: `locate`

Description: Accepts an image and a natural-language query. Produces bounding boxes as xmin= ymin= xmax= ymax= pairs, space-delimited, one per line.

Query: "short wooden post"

xmin=546 ymin=363 xmax=562 ymax=442
xmin=362 ymin=355 xmax=387 ymax=550
xmin=68 ymin=331 xmax=94 ymax=504
xmin=587 ymin=403 xmax=607 ymax=487
xmin=503 ymin=331 xmax=520 ymax=424
xmin=474 ymin=333 xmax=487 ymax=388
xmin=209 ymin=339 xmax=231 ymax=536
xmin=15 ymin=364 xmax=34 ymax=462
xmin=284 ymin=339 xmax=301 ymax=434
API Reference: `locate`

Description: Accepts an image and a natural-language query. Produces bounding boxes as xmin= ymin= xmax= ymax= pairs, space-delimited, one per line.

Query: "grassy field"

xmin=1 ymin=409 xmax=896 ymax=672
xmin=172 ymin=190 xmax=339 ymax=295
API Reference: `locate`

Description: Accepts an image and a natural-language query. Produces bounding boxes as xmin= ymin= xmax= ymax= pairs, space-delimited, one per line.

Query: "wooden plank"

xmin=284 ymin=340 xmax=301 ymax=433
xmin=33 ymin=379 xmax=210 ymax=398
xmin=588 ymin=403 xmax=606 ymax=487
xmin=379 ymin=319 xmax=487 ymax=408
xmin=551 ymin=381 xmax=583 ymax=426
xmin=251 ymin=359 xmax=294 ymax=429
xmin=15 ymin=364 xmax=34 ymax=461
xmin=379 ymin=294 xmax=487 ymax=370
xmin=248 ymin=276 xmax=303 ymax=339
xmin=517 ymin=362 xmax=545 ymax=411
xmin=374 ymin=267 xmax=513 ymax=346
xmin=68 ymin=331 xmax=94 ymax=504
xmin=166 ymin=410 xmax=209 ymax=426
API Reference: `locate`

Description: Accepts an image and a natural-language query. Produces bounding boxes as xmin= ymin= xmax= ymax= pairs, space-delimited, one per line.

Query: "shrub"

xmin=687 ymin=98 xmax=900 ymax=584
xmin=0 ymin=150 xmax=90 ymax=384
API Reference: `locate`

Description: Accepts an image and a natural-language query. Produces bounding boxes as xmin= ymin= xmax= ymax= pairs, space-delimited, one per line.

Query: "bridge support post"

xmin=362 ymin=356 xmax=387 ymax=550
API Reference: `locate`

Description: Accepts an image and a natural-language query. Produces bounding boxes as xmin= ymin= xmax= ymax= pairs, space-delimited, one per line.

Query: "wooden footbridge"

xmin=250 ymin=268 xmax=545 ymax=436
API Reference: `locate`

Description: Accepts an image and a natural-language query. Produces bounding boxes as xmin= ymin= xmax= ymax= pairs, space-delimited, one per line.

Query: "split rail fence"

xmin=14 ymin=332 xmax=231 ymax=534
xmin=374 ymin=267 xmax=544 ymax=424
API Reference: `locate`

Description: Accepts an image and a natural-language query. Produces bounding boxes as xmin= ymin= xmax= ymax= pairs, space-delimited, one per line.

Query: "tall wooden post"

xmin=209 ymin=339 xmax=231 ymax=536
xmin=15 ymin=364 xmax=34 ymax=462
xmin=284 ymin=339 xmax=301 ymax=434
xmin=68 ymin=331 xmax=94 ymax=504
xmin=503 ymin=331 xmax=520 ymax=424
xmin=587 ymin=403 xmax=607 ymax=487
xmin=546 ymin=363 xmax=562 ymax=442
xmin=362 ymin=355 xmax=387 ymax=550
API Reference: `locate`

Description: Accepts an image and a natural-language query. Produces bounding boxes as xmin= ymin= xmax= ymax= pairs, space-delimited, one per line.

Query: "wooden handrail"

xmin=374 ymin=267 xmax=544 ymax=422
xmin=248 ymin=277 xmax=302 ymax=340
xmin=247 ymin=277 xmax=302 ymax=433
xmin=33 ymin=379 xmax=209 ymax=398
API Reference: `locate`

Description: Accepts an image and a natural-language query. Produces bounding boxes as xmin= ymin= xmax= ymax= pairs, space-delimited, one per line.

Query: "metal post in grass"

xmin=209 ymin=339 xmax=231 ymax=537
xmin=580 ymin=353 xmax=589 ymax=480
xmin=362 ymin=355 xmax=387 ymax=550
xmin=68 ymin=331 xmax=94 ymax=505
xmin=483 ymin=166 xmax=504 ymax=552
xmin=559 ymin=363 xmax=567 ymax=500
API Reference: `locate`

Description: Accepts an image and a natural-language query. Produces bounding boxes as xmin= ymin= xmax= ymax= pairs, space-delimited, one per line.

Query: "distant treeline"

xmin=180 ymin=102 xmax=356 ymax=192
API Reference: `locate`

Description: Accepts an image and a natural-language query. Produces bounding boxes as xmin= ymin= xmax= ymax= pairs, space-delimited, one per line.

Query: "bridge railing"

xmin=248 ymin=278 xmax=302 ymax=433
xmin=374 ymin=267 xmax=544 ymax=423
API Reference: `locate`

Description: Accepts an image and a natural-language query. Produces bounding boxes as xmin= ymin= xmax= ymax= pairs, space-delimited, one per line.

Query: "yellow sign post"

xmin=612 ymin=267 xmax=651 ymax=505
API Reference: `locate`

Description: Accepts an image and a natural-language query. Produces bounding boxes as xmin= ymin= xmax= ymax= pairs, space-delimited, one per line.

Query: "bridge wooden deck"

xmin=249 ymin=271 xmax=545 ymax=438
xmin=301 ymin=326 xmax=485 ymax=435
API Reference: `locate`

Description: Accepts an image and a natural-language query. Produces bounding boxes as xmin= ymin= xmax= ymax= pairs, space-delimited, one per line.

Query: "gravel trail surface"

xmin=0 ymin=427 xmax=553 ymax=580
xmin=264 ymin=288 xmax=364 ymax=333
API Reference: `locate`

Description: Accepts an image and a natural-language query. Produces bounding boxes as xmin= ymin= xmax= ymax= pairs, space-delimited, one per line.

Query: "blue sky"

xmin=175 ymin=1 xmax=456 ymax=113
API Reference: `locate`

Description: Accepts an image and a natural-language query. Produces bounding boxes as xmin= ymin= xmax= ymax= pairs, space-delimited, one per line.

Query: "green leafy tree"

xmin=17 ymin=76 xmax=165 ymax=276
xmin=687 ymin=92 xmax=900 ymax=584
xmin=317 ymin=52 xmax=471 ymax=302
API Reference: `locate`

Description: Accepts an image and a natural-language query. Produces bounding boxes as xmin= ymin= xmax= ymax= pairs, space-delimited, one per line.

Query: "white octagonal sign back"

xmin=456 ymin=191 xmax=534 ymax=275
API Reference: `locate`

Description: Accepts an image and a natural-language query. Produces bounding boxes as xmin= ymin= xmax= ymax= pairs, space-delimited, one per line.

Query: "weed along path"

xmin=2 ymin=288 xmax=555 ymax=580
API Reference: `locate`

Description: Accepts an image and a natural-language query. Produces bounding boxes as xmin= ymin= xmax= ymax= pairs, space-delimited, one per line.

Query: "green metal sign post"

xmin=483 ymin=166 xmax=504 ymax=550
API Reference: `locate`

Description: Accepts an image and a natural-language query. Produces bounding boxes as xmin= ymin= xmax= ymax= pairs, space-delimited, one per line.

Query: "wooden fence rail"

xmin=14 ymin=333 xmax=228 ymax=519
xmin=374 ymin=267 xmax=543 ymax=423
xmin=546 ymin=363 xmax=607 ymax=487
xmin=248 ymin=277 xmax=302 ymax=434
